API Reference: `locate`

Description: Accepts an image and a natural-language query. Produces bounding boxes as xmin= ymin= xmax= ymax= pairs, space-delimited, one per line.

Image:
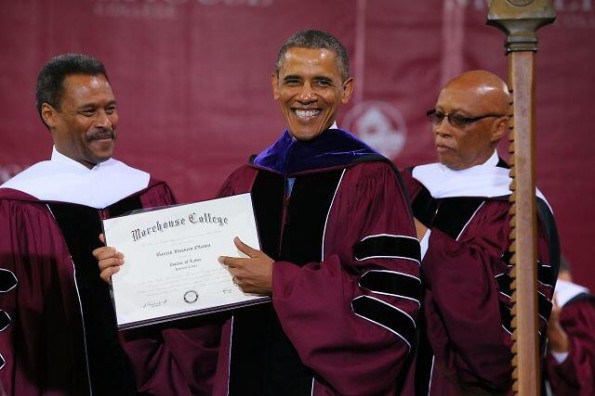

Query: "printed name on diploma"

xmin=132 ymin=212 xmax=229 ymax=242
xmin=156 ymin=243 xmax=211 ymax=257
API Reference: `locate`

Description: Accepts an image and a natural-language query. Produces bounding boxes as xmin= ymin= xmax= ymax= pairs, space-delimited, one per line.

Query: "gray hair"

xmin=274 ymin=30 xmax=350 ymax=81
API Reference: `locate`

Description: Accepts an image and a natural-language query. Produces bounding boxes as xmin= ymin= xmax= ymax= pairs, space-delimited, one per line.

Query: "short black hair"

xmin=36 ymin=53 xmax=108 ymax=117
xmin=275 ymin=30 xmax=350 ymax=81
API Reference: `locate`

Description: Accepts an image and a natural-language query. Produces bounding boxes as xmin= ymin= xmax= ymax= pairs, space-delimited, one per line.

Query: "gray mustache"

xmin=88 ymin=130 xmax=115 ymax=141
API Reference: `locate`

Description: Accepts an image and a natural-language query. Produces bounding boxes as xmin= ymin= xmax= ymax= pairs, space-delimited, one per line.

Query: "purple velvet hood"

xmin=253 ymin=129 xmax=380 ymax=175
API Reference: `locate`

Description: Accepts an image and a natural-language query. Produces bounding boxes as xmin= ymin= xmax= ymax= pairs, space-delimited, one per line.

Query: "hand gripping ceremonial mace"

xmin=486 ymin=1 xmax=555 ymax=395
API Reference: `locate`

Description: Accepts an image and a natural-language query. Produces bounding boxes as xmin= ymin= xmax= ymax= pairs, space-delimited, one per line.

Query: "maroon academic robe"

xmin=401 ymin=159 xmax=559 ymax=396
xmin=0 ymin=180 xmax=220 ymax=395
xmin=213 ymin=129 xmax=422 ymax=396
xmin=544 ymin=286 xmax=595 ymax=396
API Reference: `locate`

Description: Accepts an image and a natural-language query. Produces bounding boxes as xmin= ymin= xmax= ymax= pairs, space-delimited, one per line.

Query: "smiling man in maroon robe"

xmin=0 ymin=54 xmax=218 ymax=395
xmin=214 ymin=30 xmax=422 ymax=396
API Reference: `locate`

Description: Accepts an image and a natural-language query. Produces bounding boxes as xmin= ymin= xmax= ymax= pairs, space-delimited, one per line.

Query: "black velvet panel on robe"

xmin=229 ymin=169 xmax=343 ymax=396
xmin=48 ymin=196 xmax=141 ymax=395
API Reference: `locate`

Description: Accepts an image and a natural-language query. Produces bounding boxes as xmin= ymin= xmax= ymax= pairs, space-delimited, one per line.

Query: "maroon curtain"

xmin=1 ymin=0 xmax=593 ymax=291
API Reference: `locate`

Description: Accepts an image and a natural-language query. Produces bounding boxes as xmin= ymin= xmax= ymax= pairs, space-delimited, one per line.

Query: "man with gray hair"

xmin=214 ymin=29 xmax=421 ymax=395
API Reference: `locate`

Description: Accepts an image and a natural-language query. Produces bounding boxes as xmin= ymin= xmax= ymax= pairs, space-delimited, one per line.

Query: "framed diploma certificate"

xmin=102 ymin=193 xmax=269 ymax=329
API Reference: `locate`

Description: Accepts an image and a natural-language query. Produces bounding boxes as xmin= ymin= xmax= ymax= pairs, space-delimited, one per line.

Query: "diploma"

xmin=102 ymin=193 xmax=269 ymax=329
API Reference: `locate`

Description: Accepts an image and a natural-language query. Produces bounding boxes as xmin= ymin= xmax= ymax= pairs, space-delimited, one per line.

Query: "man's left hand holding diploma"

xmin=218 ymin=236 xmax=274 ymax=295
xmin=94 ymin=234 xmax=274 ymax=295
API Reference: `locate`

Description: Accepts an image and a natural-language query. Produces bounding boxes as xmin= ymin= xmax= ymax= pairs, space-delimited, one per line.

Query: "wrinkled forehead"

xmin=436 ymin=83 xmax=506 ymax=114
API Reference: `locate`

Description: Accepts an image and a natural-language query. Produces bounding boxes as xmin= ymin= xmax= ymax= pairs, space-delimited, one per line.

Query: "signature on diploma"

xmin=143 ymin=300 xmax=168 ymax=309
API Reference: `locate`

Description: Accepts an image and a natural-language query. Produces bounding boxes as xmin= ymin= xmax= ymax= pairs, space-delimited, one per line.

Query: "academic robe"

xmin=544 ymin=281 xmax=595 ymax=396
xmin=213 ymin=129 xmax=422 ymax=396
xmin=401 ymin=153 xmax=560 ymax=395
xmin=0 ymin=151 xmax=220 ymax=395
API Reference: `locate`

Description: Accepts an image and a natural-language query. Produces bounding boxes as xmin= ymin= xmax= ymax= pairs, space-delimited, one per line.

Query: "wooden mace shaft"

xmin=508 ymin=51 xmax=540 ymax=395
xmin=486 ymin=1 xmax=555 ymax=394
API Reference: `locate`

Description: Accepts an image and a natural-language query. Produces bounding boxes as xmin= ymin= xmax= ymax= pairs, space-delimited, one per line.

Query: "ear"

xmin=271 ymin=73 xmax=280 ymax=100
xmin=491 ymin=115 xmax=509 ymax=143
xmin=341 ymin=77 xmax=354 ymax=104
xmin=41 ymin=103 xmax=58 ymax=129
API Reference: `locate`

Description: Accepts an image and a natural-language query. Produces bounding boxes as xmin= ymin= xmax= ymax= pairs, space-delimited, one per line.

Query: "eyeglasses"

xmin=426 ymin=109 xmax=505 ymax=129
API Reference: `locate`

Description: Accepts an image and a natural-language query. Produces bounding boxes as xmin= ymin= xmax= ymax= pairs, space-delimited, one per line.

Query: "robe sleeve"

xmin=272 ymin=162 xmax=421 ymax=395
xmin=545 ymin=297 xmax=595 ymax=396
xmin=120 ymin=316 xmax=225 ymax=396
xmin=422 ymin=198 xmax=556 ymax=392
xmin=0 ymin=193 xmax=90 ymax=395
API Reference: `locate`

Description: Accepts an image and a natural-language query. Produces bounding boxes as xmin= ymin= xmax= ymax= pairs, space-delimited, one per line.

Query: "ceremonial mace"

xmin=487 ymin=1 xmax=555 ymax=394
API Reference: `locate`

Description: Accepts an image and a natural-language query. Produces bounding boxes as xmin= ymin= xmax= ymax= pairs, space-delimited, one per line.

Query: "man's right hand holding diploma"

xmin=93 ymin=233 xmax=124 ymax=284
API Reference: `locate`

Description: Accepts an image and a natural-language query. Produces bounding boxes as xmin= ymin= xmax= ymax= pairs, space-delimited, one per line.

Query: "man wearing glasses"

xmin=401 ymin=70 xmax=560 ymax=395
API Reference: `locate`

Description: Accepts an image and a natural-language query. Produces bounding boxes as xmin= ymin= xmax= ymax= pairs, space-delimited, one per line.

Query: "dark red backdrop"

xmin=1 ymin=0 xmax=593 ymax=291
